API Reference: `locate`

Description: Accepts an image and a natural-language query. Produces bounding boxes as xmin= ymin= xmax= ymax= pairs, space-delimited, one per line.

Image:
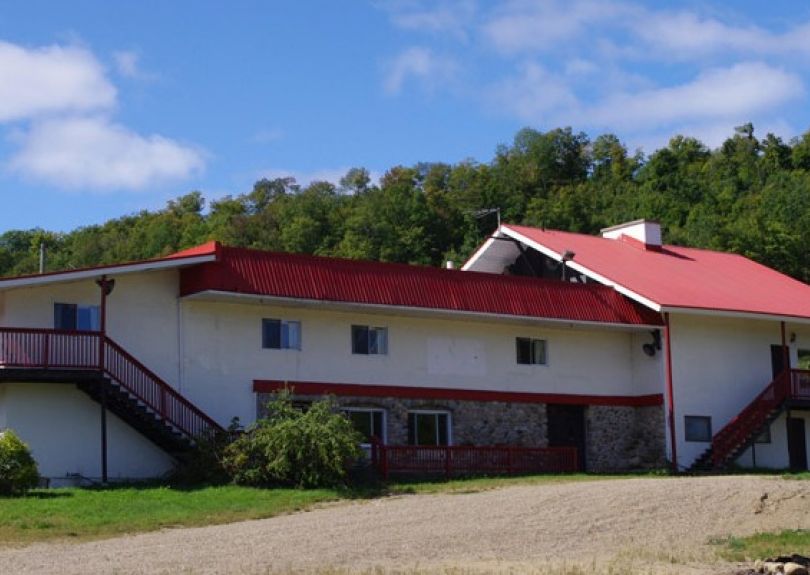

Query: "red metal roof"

xmin=178 ymin=244 xmax=661 ymax=326
xmin=502 ymin=224 xmax=810 ymax=319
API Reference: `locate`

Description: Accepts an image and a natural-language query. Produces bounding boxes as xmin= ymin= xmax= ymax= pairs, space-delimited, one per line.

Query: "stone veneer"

xmin=256 ymin=392 xmax=666 ymax=471
xmin=586 ymin=405 xmax=666 ymax=471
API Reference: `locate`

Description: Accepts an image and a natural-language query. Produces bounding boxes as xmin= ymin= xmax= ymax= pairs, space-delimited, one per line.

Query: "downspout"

xmin=663 ymin=312 xmax=678 ymax=472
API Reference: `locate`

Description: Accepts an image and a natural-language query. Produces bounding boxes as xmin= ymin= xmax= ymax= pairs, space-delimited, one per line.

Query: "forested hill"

xmin=3 ymin=124 xmax=810 ymax=283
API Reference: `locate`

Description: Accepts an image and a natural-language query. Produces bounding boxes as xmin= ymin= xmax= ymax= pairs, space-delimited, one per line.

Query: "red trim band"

xmin=253 ymin=380 xmax=663 ymax=407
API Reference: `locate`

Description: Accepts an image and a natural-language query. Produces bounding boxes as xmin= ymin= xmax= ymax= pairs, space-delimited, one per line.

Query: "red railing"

xmin=371 ymin=440 xmax=578 ymax=479
xmin=711 ymin=369 xmax=809 ymax=467
xmin=0 ymin=327 xmax=222 ymax=440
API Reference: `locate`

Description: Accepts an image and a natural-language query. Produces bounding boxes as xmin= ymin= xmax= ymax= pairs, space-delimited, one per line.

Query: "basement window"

xmin=516 ymin=337 xmax=547 ymax=365
xmin=408 ymin=411 xmax=450 ymax=446
xmin=684 ymin=416 xmax=712 ymax=442
xmin=54 ymin=303 xmax=100 ymax=331
xmin=352 ymin=325 xmax=388 ymax=355
xmin=262 ymin=319 xmax=301 ymax=350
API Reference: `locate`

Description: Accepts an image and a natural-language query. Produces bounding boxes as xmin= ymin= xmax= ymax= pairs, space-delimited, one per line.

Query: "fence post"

xmin=444 ymin=446 xmax=452 ymax=479
xmin=381 ymin=443 xmax=389 ymax=480
xmin=43 ymin=332 xmax=50 ymax=369
xmin=507 ymin=447 xmax=513 ymax=475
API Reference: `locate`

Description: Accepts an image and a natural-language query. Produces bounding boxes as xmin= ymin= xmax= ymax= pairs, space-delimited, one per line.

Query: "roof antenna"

xmin=39 ymin=242 xmax=46 ymax=274
xmin=471 ymin=207 xmax=501 ymax=230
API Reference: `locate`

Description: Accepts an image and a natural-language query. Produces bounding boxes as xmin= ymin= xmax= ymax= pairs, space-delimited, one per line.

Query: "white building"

xmin=0 ymin=220 xmax=808 ymax=482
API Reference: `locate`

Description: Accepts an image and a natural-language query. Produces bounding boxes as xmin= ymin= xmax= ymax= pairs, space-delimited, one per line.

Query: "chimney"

xmin=445 ymin=260 xmax=455 ymax=270
xmin=600 ymin=219 xmax=662 ymax=250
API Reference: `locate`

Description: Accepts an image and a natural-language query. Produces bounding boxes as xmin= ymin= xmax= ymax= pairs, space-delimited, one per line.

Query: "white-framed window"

xmin=684 ymin=415 xmax=712 ymax=442
xmin=262 ymin=318 xmax=301 ymax=350
xmin=516 ymin=337 xmax=547 ymax=365
xmin=351 ymin=325 xmax=388 ymax=355
xmin=407 ymin=410 xmax=451 ymax=446
xmin=54 ymin=303 xmax=100 ymax=331
xmin=342 ymin=407 xmax=386 ymax=445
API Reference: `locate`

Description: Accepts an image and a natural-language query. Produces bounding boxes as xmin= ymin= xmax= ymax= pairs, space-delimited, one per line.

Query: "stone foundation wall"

xmin=586 ymin=405 xmax=666 ymax=471
xmin=257 ymin=392 xmax=548 ymax=447
xmin=256 ymin=392 xmax=666 ymax=471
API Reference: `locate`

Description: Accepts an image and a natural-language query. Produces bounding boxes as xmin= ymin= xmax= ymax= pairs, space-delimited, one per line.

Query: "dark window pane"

xmin=262 ymin=319 xmax=281 ymax=349
xmin=372 ymin=412 xmax=383 ymax=440
xmin=348 ymin=411 xmax=372 ymax=443
xmin=352 ymin=325 xmax=369 ymax=354
xmin=516 ymin=338 xmax=531 ymax=364
xmin=54 ymin=303 xmax=77 ymax=330
xmin=685 ymin=416 xmax=712 ymax=442
xmin=407 ymin=413 xmax=416 ymax=445
xmin=437 ymin=414 xmax=449 ymax=445
xmin=416 ymin=413 xmax=437 ymax=445
xmin=755 ymin=426 xmax=771 ymax=444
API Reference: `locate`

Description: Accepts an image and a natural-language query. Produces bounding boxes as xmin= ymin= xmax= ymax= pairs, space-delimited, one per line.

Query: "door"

xmin=787 ymin=417 xmax=808 ymax=471
xmin=771 ymin=344 xmax=789 ymax=379
xmin=547 ymin=404 xmax=586 ymax=471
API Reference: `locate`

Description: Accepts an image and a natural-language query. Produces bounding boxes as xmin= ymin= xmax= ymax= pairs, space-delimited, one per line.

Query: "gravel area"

xmin=1 ymin=476 xmax=809 ymax=574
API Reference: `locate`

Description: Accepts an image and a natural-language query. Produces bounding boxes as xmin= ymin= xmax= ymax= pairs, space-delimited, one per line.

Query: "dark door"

xmin=547 ymin=404 xmax=586 ymax=471
xmin=771 ymin=345 xmax=789 ymax=379
xmin=787 ymin=417 xmax=808 ymax=471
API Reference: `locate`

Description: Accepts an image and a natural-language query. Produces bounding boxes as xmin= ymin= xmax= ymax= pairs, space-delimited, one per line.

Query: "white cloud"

xmin=383 ymin=46 xmax=458 ymax=94
xmin=113 ymin=50 xmax=154 ymax=80
xmin=0 ymin=41 xmax=116 ymax=122
xmin=8 ymin=116 xmax=205 ymax=191
xmin=482 ymin=0 xmax=629 ymax=54
xmin=584 ymin=62 xmax=804 ymax=130
xmin=633 ymin=11 xmax=810 ymax=59
xmin=384 ymin=0 xmax=476 ymax=40
xmin=489 ymin=62 xmax=578 ymax=122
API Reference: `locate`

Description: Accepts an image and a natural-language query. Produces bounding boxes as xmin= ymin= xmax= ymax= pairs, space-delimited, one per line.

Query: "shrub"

xmin=222 ymin=392 xmax=362 ymax=488
xmin=169 ymin=418 xmax=242 ymax=486
xmin=0 ymin=429 xmax=40 ymax=495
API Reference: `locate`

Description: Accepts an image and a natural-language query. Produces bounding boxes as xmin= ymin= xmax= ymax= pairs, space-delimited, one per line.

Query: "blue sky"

xmin=1 ymin=0 xmax=810 ymax=231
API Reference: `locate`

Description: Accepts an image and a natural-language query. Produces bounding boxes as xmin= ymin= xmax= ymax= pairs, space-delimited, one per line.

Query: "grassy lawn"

xmin=0 ymin=484 xmax=342 ymax=545
xmin=714 ymin=530 xmax=810 ymax=562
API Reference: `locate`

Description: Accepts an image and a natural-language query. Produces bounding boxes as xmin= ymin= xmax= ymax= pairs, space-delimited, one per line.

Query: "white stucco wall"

xmin=668 ymin=313 xmax=810 ymax=468
xmin=736 ymin=411 xmax=810 ymax=469
xmin=180 ymin=299 xmax=661 ymax=426
xmin=0 ymin=270 xmax=181 ymax=386
xmin=0 ymin=382 xmax=175 ymax=479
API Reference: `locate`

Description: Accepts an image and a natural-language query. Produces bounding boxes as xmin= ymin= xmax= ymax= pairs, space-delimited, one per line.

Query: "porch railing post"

xmin=43 ymin=332 xmax=50 ymax=369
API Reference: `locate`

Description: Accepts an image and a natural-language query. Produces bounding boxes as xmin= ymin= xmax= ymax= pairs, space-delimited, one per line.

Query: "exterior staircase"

xmin=0 ymin=327 xmax=223 ymax=455
xmin=691 ymin=369 xmax=810 ymax=471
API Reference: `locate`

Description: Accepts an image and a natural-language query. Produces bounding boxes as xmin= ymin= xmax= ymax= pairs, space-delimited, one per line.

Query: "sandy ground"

xmin=1 ymin=476 xmax=808 ymax=575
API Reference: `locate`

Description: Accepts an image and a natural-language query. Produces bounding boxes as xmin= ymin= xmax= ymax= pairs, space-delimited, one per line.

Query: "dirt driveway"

xmin=1 ymin=476 xmax=808 ymax=574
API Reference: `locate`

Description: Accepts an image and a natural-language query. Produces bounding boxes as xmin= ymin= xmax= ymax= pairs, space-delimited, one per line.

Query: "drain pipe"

xmin=664 ymin=312 xmax=678 ymax=472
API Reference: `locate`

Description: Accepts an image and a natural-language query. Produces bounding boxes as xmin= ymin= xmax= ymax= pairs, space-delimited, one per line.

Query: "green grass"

xmin=0 ymin=484 xmax=342 ymax=545
xmin=713 ymin=530 xmax=810 ymax=562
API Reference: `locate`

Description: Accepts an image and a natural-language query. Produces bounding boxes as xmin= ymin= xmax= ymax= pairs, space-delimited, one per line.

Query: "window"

xmin=407 ymin=411 xmax=450 ymax=446
xmin=54 ymin=303 xmax=100 ymax=331
xmin=516 ymin=337 xmax=547 ymax=365
xmin=352 ymin=325 xmax=388 ymax=355
xmin=343 ymin=408 xmax=385 ymax=445
xmin=684 ymin=416 xmax=712 ymax=442
xmin=262 ymin=319 xmax=301 ymax=350
xmin=798 ymin=349 xmax=810 ymax=370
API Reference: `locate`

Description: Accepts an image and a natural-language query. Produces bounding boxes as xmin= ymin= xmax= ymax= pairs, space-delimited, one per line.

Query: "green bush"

xmin=0 ymin=429 xmax=40 ymax=495
xmin=169 ymin=419 xmax=241 ymax=486
xmin=222 ymin=392 xmax=362 ymax=488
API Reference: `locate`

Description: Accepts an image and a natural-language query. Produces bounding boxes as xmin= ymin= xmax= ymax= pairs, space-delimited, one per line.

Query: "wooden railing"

xmin=711 ymin=369 xmax=809 ymax=467
xmin=0 ymin=327 xmax=222 ymax=440
xmin=371 ymin=440 xmax=578 ymax=479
